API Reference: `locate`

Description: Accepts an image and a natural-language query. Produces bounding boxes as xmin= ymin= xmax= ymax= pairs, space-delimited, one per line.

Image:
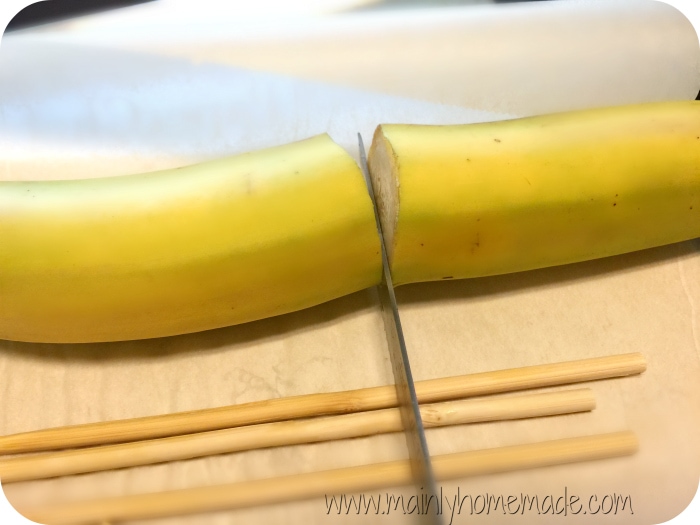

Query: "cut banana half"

xmin=368 ymin=101 xmax=700 ymax=286
xmin=0 ymin=135 xmax=382 ymax=343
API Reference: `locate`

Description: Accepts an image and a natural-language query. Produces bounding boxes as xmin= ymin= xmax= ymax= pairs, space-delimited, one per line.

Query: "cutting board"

xmin=1 ymin=1 xmax=699 ymax=523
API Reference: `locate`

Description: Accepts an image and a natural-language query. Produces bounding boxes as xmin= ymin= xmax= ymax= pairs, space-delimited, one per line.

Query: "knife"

xmin=358 ymin=133 xmax=442 ymax=525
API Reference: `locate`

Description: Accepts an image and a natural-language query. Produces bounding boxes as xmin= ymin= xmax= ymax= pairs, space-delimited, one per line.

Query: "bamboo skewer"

xmin=0 ymin=389 xmax=595 ymax=483
xmin=0 ymin=353 xmax=645 ymax=454
xmin=18 ymin=431 xmax=638 ymax=525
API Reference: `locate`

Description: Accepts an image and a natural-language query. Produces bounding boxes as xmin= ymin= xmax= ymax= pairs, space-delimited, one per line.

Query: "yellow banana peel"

xmin=1 ymin=101 xmax=698 ymax=343
xmin=368 ymin=101 xmax=700 ymax=285
xmin=0 ymin=135 xmax=382 ymax=343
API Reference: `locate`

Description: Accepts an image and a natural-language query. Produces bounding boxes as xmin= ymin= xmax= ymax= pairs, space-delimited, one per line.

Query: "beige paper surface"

xmin=1 ymin=1 xmax=699 ymax=523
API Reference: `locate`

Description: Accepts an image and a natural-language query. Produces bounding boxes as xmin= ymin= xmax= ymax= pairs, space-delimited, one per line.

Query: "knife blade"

xmin=358 ymin=133 xmax=442 ymax=525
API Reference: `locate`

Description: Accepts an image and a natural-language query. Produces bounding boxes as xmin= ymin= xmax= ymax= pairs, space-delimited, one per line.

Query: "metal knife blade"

xmin=358 ymin=133 xmax=442 ymax=525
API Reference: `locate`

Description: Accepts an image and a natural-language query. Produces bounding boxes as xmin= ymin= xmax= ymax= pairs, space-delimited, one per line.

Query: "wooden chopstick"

xmin=18 ymin=431 xmax=638 ymax=525
xmin=0 ymin=353 xmax=645 ymax=455
xmin=0 ymin=388 xmax=595 ymax=483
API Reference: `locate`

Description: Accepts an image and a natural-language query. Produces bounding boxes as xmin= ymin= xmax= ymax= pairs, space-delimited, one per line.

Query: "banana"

xmin=3 ymin=102 xmax=698 ymax=343
xmin=0 ymin=135 xmax=382 ymax=343
xmin=368 ymin=101 xmax=700 ymax=286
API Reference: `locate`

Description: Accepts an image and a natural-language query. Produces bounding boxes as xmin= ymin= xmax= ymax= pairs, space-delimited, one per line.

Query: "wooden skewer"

xmin=0 ymin=389 xmax=595 ymax=483
xmin=18 ymin=431 xmax=638 ymax=525
xmin=0 ymin=353 xmax=645 ymax=455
